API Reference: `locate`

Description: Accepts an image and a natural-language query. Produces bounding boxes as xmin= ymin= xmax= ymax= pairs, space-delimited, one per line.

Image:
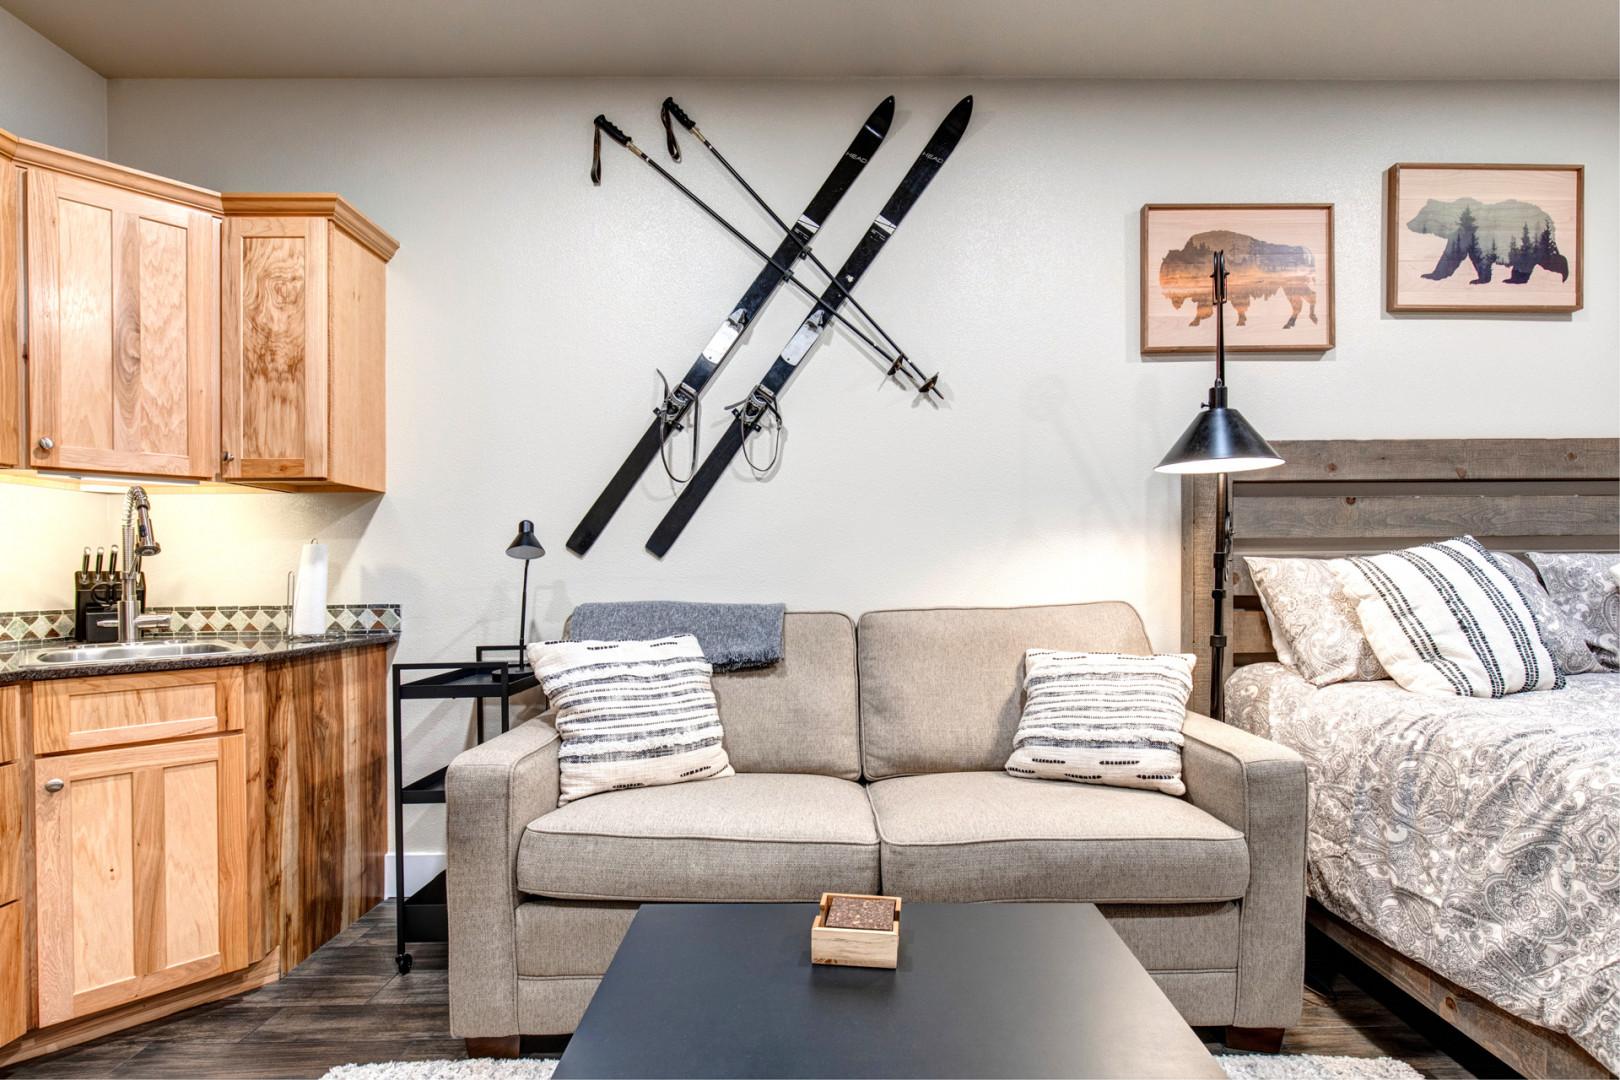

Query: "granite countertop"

xmin=0 ymin=629 xmax=399 ymax=685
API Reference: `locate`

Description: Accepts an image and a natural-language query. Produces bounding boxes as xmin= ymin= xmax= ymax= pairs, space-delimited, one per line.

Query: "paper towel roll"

xmin=292 ymin=542 xmax=328 ymax=638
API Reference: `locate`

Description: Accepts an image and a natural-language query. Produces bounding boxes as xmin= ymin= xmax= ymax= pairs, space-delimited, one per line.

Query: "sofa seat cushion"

xmin=868 ymin=772 xmax=1249 ymax=903
xmin=519 ymin=773 xmax=879 ymax=902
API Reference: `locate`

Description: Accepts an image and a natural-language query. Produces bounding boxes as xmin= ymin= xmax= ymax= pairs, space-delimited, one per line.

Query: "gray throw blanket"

xmin=567 ymin=601 xmax=785 ymax=671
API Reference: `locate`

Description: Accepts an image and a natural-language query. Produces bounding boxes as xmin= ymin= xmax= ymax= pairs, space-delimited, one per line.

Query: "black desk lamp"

xmin=1154 ymin=251 xmax=1284 ymax=719
xmin=506 ymin=520 xmax=546 ymax=656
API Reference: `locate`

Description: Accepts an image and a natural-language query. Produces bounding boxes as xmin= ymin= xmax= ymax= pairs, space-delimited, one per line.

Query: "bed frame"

xmin=1179 ymin=437 xmax=1620 ymax=1079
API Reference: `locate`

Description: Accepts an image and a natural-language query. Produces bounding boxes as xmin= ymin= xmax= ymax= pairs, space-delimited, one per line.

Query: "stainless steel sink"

xmin=22 ymin=639 xmax=251 ymax=668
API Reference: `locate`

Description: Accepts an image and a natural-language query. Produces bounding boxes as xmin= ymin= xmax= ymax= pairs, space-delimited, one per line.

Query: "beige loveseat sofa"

xmin=446 ymin=603 xmax=1306 ymax=1052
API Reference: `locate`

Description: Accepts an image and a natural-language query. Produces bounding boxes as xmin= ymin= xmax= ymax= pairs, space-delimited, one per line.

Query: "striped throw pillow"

xmin=528 ymin=635 xmax=734 ymax=805
xmin=1334 ymin=536 xmax=1564 ymax=698
xmin=1005 ymin=650 xmax=1195 ymax=796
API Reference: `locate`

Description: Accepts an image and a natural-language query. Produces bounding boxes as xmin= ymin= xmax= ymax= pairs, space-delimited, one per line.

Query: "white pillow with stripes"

xmin=1333 ymin=536 xmax=1564 ymax=698
xmin=1005 ymin=650 xmax=1195 ymax=796
xmin=528 ymin=634 xmax=734 ymax=805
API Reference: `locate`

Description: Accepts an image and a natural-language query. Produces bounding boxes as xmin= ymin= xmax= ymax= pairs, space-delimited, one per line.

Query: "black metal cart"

xmin=390 ymin=644 xmax=539 ymax=974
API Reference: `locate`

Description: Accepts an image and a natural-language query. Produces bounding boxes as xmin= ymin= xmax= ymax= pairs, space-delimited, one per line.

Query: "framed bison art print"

xmin=1141 ymin=203 xmax=1335 ymax=354
xmin=1386 ymin=163 xmax=1582 ymax=313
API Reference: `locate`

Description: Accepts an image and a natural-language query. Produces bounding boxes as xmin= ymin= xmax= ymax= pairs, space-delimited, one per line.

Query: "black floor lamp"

xmin=506 ymin=520 xmax=546 ymax=656
xmin=1154 ymin=251 xmax=1284 ymax=720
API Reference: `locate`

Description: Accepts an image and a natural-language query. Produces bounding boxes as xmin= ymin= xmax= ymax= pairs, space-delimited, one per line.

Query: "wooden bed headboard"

xmin=1179 ymin=438 xmax=1620 ymax=709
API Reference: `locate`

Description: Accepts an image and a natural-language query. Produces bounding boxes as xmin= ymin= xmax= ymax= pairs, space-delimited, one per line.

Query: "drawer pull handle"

xmin=44 ymin=778 xmax=64 ymax=793
xmin=37 ymin=436 xmax=54 ymax=452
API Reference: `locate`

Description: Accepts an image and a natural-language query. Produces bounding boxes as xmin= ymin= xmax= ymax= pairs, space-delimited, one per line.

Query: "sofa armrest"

xmin=1181 ymin=711 xmax=1307 ymax=1029
xmin=447 ymin=715 xmax=561 ymax=1037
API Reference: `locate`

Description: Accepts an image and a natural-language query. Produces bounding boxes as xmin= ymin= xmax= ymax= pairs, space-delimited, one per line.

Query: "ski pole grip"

xmin=594 ymin=115 xmax=632 ymax=147
xmin=662 ymin=97 xmax=697 ymax=131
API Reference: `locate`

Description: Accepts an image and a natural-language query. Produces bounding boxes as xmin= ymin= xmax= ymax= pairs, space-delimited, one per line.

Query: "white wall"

xmin=0 ymin=6 xmax=106 ymax=155
xmin=13 ymin=75 xmax=1620 ymax=852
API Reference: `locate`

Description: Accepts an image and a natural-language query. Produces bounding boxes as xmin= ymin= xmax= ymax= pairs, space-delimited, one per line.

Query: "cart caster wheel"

xmin=396 ymin=952 xmax=413 ymax=974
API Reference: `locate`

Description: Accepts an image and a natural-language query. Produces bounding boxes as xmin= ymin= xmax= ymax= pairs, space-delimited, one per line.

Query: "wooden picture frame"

xmin=1141 ymin=204 xmax=1335 ymax=355
xmin=1385 ymin=163 xmax=1583 ymax=313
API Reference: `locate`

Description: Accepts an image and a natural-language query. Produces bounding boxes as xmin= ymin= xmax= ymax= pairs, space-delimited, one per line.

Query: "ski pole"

xmin=662 ymin=97 xmax=940 ymax=400
xmin=592 ymin=115 xmax=936 ymax=398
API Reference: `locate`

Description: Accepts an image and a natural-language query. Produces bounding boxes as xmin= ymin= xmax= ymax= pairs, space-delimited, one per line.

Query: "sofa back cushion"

xmin=712 ymin=611 xmax=861 ymax=779
xmin=858 ymin=603 xmax=1153 ymax=779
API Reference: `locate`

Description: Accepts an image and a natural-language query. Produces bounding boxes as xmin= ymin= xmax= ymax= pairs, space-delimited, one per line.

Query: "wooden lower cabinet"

xmin=266 ymin=647 xmax=388 ymax=969
xmin=0 ymin=643 xmax=390 ymax=1062
xmin=33 ymin=734 xmax=249 ymax=1026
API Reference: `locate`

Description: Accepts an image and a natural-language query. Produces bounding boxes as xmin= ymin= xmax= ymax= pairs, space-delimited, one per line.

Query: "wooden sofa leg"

xmin=466 ymin=1036 xmax=521 ymax=1058
xmin=1225 ymin=1027 xmax=1286 ymax=1053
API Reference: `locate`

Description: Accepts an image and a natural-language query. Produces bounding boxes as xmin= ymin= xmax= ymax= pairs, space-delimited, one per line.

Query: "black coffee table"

xmin=554 ymin=902 xmax=1223 ymax=1079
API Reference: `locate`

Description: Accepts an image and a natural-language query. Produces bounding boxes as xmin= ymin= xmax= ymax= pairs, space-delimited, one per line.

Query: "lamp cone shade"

xmin=506 ymin=520 xmax=546 ymax=559
xmin=1155 ymin=404 xmax=1284 ymax=475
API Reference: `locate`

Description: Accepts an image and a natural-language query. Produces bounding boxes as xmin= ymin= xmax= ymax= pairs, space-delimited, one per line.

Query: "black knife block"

xmin=75 ymin=572 xmax=145 ymax=643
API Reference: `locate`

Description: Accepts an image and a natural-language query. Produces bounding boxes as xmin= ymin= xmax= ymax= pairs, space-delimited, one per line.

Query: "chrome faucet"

xmin=97 ymin=486 xmax=169 ymax=643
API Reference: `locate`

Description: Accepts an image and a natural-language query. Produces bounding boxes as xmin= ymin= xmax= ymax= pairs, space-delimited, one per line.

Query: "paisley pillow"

xmin=1245 ymin=556 xmax=1387 ymax=686
xmin=1527 ymin=552 xmax=1620 ymax=671
xmin=1488 ymin=552 xmax=1599 ymax=675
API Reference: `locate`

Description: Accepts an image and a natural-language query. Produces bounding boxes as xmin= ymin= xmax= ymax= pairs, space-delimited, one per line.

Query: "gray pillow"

xmin=1489 ymin=552 xmax=1599 ymax=675
xmin=1527 ymin=553 xmax=1620 ymax=671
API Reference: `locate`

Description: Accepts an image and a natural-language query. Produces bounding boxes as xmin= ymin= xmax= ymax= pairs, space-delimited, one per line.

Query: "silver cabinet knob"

xmin=221 ymin=450 xmax=235 ymax=463
xmin=37 ymin=436 xmax=54 ymax=451
xmin=44 ymin=778 xmax=64 ymax=793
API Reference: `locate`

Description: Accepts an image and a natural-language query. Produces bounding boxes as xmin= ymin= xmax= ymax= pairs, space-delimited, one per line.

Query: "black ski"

xmin=646 ymin=95 xmax=973 ymax=557
xmin=566 ymin=96 xmax=894 ymax=556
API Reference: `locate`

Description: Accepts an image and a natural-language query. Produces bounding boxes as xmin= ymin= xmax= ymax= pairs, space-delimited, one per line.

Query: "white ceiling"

xmin=3 ymin=0 xmax=1617 ymax=80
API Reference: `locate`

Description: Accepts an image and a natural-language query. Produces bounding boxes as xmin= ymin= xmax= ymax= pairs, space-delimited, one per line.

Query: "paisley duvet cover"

xmin=1227 ymin=665 xmax=1620 ymax=1070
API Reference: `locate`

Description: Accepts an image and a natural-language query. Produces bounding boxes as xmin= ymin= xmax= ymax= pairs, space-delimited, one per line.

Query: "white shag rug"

xmin=321 ymin=1053 xmax=1421 ymax=1079
xmin=1219 ymin=1054 xmax=1423 ymax=1079
xmin=323 ymin=1061 xmax=556 ymax=1080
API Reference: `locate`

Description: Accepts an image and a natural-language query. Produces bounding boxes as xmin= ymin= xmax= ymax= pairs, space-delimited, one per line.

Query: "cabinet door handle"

xmin=44 ymin=778 xmax=64 ymax=793
xmin=37 ymin=436 xmax=54 ymax=452
xmin=222 ymin=450 xmax=235 ymax=463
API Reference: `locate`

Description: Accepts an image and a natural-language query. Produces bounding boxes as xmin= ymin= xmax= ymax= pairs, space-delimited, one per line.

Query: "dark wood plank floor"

xmin=3 ymin=907 xmax=1516 ymax=1079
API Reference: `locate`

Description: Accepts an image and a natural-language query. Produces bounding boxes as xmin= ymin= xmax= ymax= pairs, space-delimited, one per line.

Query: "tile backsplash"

xmin=0 ymin=603 xmax=401 ymax=643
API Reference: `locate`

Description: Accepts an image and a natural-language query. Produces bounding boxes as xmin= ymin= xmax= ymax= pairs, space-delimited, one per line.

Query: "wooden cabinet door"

xmin=220 ymin=216 xmax=328 ymax=481
xmin=33 ymin=734 xmax=248 ymax=1026
xmin=25 ymin=168 xmax=217 ymax=479
xmin=0 ymin=902 xmax=23 ymax=1047
xmin=1 ymin=161 xmax=19 ymax=470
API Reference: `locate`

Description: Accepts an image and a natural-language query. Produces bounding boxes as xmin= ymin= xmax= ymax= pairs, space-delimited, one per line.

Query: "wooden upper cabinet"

xmin=221 ymin=196 xmax=396 ymax=492
xmin=23 ymin=156 xmax=219 ymax=479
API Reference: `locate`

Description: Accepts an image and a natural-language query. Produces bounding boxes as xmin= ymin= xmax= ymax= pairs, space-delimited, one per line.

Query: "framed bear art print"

xmin=1386 ymin=163 xmax=1583 ymax=314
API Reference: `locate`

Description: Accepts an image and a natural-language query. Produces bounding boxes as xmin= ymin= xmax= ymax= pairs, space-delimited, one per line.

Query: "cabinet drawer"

xmin=0 ymin=763 xmax=18 ymax=907
xmin=0 ymin=685 xmax=17 ymax=765
xmin=0 ymin=902 xmax=22 ymax=1047
xmin=32 ymin=667 xmax=245 ymax=755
